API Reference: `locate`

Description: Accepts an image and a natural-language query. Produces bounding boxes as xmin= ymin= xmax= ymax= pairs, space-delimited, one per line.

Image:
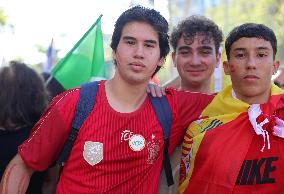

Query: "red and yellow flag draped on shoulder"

xmin=179 ymin=84 xmax=284 ymax=194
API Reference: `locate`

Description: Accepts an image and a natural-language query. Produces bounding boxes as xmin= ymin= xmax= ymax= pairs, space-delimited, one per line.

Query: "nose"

xmin=134 ymin=43 xmax=144 ymax=59
xmin=190 ymin=53 xmax=201 ymax=66
xmin=246 ymin=56 xmax=257 ymax=69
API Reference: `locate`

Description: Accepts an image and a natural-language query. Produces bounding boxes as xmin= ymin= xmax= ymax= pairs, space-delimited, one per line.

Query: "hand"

xmin=146 ymin=83 xmax=165 ymax=97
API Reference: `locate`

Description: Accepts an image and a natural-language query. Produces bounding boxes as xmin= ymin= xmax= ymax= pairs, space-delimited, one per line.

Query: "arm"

xmin=0 ymin=154 xmax=34 ymax=194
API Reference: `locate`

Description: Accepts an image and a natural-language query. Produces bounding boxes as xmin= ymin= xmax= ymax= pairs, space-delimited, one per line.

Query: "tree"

xmin=0 ymin=8 xmax=7 ymax=26
xmin=206 ymin=0 xmax=284 ymax=62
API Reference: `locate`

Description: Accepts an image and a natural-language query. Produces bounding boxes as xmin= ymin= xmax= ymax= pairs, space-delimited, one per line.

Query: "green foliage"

xmin=206 ymin=0 xmax=284 ymax=62
xmin=0 ymin=8 xmax=7 ymax=26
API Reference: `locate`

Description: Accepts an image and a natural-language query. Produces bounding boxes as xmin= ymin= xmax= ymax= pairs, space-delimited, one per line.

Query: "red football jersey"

xmin=19 ymin=81 xmax=213 ymax=194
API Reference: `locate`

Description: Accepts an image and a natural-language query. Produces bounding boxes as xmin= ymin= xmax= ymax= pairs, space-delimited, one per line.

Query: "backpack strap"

xmin=57 ymin=81 xmax=99 ymax=166
xmin=148 ymin=94 xmax=174 ymax=186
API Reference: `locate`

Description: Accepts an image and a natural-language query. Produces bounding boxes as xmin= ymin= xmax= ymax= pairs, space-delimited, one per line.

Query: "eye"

xmin=145 ymin=43 xmax=155 ymax=48
xmin=200 ymin=49 xmax=212 ymax=55
xmin=258 ymin=52 xmax=268 ymax=57
xmin=178 ymin=49 xmax=190 ymax=56
xmin=126 ymin=40 xmax=135 ymax=45
xmin=235 ymin=53 xmax=245 ymax=58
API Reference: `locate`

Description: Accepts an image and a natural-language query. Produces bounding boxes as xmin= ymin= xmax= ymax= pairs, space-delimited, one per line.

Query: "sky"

xmin=0 ymin=0 xmax=169 ymax=65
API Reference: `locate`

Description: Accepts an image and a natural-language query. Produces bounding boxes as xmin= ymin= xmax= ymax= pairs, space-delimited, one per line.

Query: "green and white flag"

xmin=51 ymin=15 xmax=105 ymax=89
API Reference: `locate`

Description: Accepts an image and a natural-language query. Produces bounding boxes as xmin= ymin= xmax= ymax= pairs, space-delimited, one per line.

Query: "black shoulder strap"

xmin=148 ymin=95 xmax=174 ymax=186
xmin=57 ymin=81 xmax=99 ymax=166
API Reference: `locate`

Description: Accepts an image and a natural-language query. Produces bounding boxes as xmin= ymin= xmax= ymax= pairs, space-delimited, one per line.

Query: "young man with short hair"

xmin=168 ymin=15 xmax=223 ymax=93
xmin=179 ymin=23 xmax=284 ymax=194
xmin=159 ymin=16 xmax=223 ymax=194
xmin=0 ymin=6 xmax=214 ymax=194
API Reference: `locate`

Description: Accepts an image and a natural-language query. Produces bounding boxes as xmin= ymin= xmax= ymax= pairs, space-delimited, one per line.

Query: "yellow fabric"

xmin=179 ymin=84 xmax=283 ymax=193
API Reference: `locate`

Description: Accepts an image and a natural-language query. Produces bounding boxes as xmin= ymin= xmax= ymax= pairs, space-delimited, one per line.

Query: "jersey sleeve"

xmin=18 ymin=88 xmax=80 ymax=171
xmin=166 ymin=88 xmax=214 ymax=153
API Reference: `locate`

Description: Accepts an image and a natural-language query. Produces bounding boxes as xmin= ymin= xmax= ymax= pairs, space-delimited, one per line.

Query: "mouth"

xmin=189 ymin=70 xmax=204 ymax=72
xmin=243 ymin=75 xmax=260 ymax=81
xmin=130 ymin=62 xmax=145 ymax=67
xmin=129 ymin=62 xmax=146 ymax=71
xmin=185 ymin=69 xmax=205 ymax=76
xmin=185 ymin=69 xmax=205 ymax=72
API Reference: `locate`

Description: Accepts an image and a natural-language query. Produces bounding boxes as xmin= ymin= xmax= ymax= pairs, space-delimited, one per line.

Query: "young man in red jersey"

xmin=0 ymin=6 xmax=214 ymax=194
xmin=179 ymin=23 xmax=284 ymax=194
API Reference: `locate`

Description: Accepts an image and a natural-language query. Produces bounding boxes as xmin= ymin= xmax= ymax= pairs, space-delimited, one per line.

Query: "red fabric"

xmin=19 ymin=81 xmax=213 ymax=194
xmin=184 ymin=96 xmax=284 ymax=194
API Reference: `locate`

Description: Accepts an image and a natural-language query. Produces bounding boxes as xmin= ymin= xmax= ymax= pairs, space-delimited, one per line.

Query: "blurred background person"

xmin=0 ymin=61 xmax=49 ymax=194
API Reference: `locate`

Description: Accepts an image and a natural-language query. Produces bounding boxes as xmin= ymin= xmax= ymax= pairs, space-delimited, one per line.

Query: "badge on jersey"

xmin=147 ymin=139 xmax=160 ymax=164
xmin=129 ymin=134 xmax=145 ymax=151
xmin=83 ymin=141 xmax=103 ymax=166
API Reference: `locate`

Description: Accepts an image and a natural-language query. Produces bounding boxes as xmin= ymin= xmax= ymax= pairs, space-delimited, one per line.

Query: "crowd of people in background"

xmin=0 ymin=4 xmax=284 ymax=194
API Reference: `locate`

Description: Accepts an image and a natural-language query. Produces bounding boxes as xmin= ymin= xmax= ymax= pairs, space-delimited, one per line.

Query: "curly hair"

xmin=0 ymin=61 xmax=49 ymax=131
xmin=225 ymin=23 xmax=277 ymax=60
xmin=170 ymin=15 xmax=223 ymax=53
xmin=110 ymin=5 xmax=169 ymax=76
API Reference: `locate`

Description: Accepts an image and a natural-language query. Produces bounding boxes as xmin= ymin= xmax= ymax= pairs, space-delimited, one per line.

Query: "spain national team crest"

xmin=83 ymin=141 xmax=103 ymax=166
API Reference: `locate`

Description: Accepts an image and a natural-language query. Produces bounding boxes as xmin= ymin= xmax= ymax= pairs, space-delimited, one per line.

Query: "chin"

xmin=243 ymin=89 xmax=267 ymax=98
xmin=128 ymin=78 xmax=149 ymax=85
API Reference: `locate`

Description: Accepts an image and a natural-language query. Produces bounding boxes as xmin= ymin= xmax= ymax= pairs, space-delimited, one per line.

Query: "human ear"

xmin=223 ymin=61 xmax=231 ymax=75
xmin=157 ymin=57 xmax=164 ymax=67
xmin=272 ymin=60 xmax=280 ymax=75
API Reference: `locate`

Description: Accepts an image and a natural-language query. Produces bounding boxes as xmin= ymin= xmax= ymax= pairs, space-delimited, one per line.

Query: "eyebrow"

xmin=233 ymin=48 xmax=245 ymax=52
xmin=198 ymin=46 xmax=213 ymax=50
xmin=122 ymin=36 xmax=158 ymax=44
xmin=233 ymin=47 xmax=270 ymax=52
xmin=177 ymin=46 xmax=191 ymax=51
xmin=178 ymin=45 xmax=213 ymax=50
xmin=257 ymin=47 xmax=270 ymax=50
xmin=122 ymin=36 xmax=135 ymax=41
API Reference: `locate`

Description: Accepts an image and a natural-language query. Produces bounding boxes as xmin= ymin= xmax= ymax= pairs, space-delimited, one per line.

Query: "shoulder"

xmin=165 ymin=87 xmax=215 ymax=103
xmin=49 ymin=81 xmax=105 ymax=113
xmin=49 ymin=88 xmax=80 ymax=109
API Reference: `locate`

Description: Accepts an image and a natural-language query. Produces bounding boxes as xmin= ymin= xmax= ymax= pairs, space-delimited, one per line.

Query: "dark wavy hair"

xmin=170 ymin=15 xmax=223 ymax=53
xmin=110 ymin=5 xmax=170 ymax=76
xmin=225 ymin=23 xmax=277 ymax=60
xmin=0 ymin=61 xmax=49 ymax=131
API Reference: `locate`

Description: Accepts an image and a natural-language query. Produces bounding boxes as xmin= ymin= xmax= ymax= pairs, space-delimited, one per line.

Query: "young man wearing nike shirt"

xmin=179 ymin=23 xmax=284 ymax=194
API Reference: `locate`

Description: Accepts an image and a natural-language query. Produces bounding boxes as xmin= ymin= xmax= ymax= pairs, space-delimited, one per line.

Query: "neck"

xmin=105 ymin=75 xmax=148 ymax=113
xmin=180 ymin=79 xmax=212 ymax=94
xmin=233 ymin=88 xmax=271 ymax=105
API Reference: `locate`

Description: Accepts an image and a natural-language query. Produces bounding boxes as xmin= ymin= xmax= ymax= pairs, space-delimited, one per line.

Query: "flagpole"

xmin=45 ymin=73 xmax=53 ymax=87
xmin=51 ymin=14 xmax=103 ymax=75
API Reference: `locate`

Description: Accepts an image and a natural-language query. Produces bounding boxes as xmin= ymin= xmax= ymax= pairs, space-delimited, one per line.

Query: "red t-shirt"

xmin=19 ymin=81 xmax=213 ymax=194
xmin=233 ymin=105 xmax=284 ymax=194
xmin=182 ymin=97 xmax=284 ymax=194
